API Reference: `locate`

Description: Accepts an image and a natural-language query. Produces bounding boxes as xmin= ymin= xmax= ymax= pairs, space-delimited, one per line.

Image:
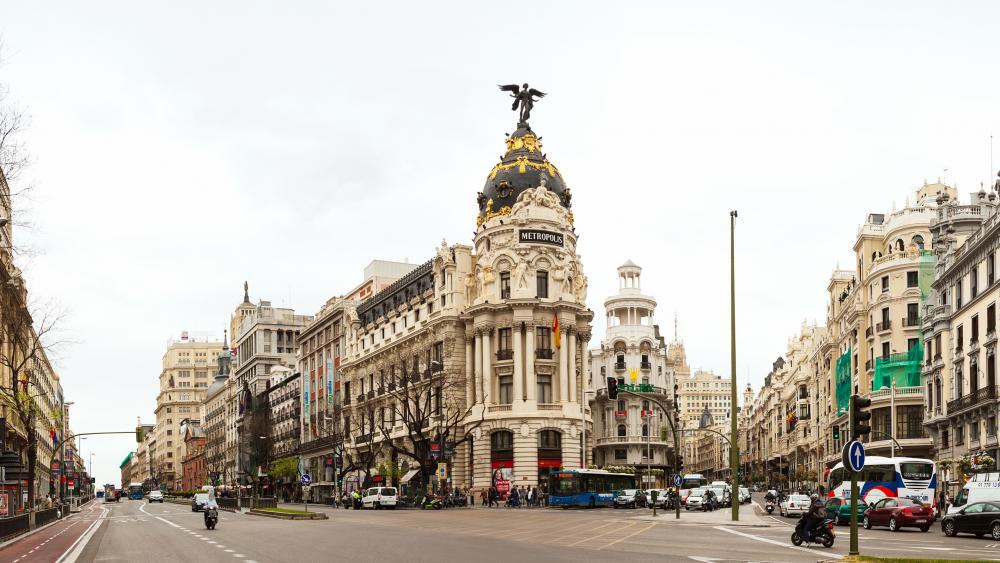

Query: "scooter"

xmin=204 ymin=508 xmax=218 ymax=530
xmin=421 ymin=495 xmax=443 ymax=510
xmin=791 ymin=517 xmax=835 ymax=548
xmin=765 ymin=500 xmax=775 ymax=514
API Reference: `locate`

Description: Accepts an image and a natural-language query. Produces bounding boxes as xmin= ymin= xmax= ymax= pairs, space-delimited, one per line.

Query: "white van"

xmin=362 ymin=486 xmax=398 ymax=509
xmin=948 ymin=472 xmax=1000 ymax=514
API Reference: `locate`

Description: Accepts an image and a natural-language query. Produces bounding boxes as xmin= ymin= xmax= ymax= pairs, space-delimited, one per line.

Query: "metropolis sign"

xmin=518 ymin=229 xmax=564 ymax=247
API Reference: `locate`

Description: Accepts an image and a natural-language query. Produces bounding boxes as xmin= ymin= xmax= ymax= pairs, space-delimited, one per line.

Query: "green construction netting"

xmin=836 ymin=348 xmax=852 ymax=415
xmin=872 ymin=250 xmax=935 ymax=391
xmin=873 ymin=345 xmax=922 ymax=390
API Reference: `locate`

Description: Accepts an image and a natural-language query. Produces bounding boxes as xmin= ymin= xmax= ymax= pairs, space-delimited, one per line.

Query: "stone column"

xmin=482 ymin=328 xmax=493 ymax=404
xmin=474 ymin=331 xmax=483 ymax=403
xmin=513 ymin=324 xmax=524 ymax=402
xmin=525 ymin=325 xmax=537 ymax=403
xmin=465 ymin=336 xmax=475 ymax=405
xmin=568 ymin=328 xmax=577 ymax=403
xmin=559 ymin=327 xmax=569 ymax=402
xmin=581 ymin=331 xmax=591 ymax=395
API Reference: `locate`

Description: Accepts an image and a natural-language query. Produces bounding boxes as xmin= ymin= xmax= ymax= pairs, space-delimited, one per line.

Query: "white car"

xmin=780 ymin=494 xmax=811 ymax=517
xmin=738 ymin=487 xmax=752 ymax=504
xmin=647 ymin=489 xmax=669 ymax=508
xmin=685 ymin=488 xmax=708 ymax=510
xmin=148 ymin=490 xmax=164 ymax=503
xmin=362 ymin=486 xmax=397 ymax=509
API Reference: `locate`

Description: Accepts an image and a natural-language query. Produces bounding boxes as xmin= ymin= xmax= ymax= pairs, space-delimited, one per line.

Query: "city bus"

xmin=681 ymin=474 xmax=708 ymax=489
xmin=127 ymin=483 xmax=145 ymax=500
xmin=827 ymin=456 xmax=936 ymax=507
xmin=548 ymin=469 xmax=637 ymax=508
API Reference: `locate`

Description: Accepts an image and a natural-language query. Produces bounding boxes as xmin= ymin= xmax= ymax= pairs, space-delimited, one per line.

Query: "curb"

xmin=247 ymin=509 xmax=328 ymax=520
xmin=0 ymin=503 xmax=93 ymax=551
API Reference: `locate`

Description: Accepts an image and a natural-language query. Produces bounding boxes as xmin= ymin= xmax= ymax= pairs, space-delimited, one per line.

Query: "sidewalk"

xmin=631 ymin=502 xmax=771 ymax=527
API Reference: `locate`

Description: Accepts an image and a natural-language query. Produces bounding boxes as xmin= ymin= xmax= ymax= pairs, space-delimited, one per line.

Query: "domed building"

xmin=337 ymin=106 xmax=593 ymax=495
xmin=588 ymin=262 xmax=677 ymax=485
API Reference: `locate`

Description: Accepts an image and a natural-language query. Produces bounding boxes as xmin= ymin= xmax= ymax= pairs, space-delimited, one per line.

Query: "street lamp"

xmin=61 ymin=401 xmax=73 ymax=504
xmin=580 ymin=390 xmax=594 ymax=468
xmin=729 ymin=210 xmax=740 ymax=522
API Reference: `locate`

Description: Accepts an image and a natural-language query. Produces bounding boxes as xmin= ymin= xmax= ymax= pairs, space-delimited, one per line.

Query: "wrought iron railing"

xmin=947 ymin=386 xmax=997 ymax=414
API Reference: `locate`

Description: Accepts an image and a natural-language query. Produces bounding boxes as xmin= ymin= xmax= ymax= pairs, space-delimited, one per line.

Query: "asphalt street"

xmin=0 ymin=496 xmax=998 ymax=562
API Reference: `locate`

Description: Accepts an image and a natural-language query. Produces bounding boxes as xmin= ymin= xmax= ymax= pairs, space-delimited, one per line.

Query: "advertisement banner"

xmin=0 ymin=493 xmax=7 ymax=517
xmin=491 ymin=462 xmax=512 ymax=498
xmin=326 ymin=358 xmax=334 ymax=408
xmin=303 ymin=378 xmax=310 ymax=417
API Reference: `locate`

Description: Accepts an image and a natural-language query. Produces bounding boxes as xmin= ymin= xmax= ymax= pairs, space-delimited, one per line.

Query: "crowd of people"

xmin=478 ymin=485 xmax=544 ymax=508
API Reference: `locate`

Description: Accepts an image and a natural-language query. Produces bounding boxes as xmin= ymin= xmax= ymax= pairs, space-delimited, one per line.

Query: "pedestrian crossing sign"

xmin=437 ymin=463 xmax=448 ymax=480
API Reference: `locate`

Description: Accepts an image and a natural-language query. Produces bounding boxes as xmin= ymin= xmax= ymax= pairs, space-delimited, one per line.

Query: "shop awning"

xmin=400 ymin=469 xmax=420 ymax=484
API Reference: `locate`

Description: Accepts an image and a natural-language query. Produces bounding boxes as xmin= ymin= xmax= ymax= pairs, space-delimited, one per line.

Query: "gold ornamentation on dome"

xmin=475 ymin=202 xmax=513 ymax=227
xmin=504 ymin=133 xmax=543 ymax=154
xmin=566 ymin=210 xmax=574 ymax=224
xmin=488 ymin=157 xmax=563 ymax=180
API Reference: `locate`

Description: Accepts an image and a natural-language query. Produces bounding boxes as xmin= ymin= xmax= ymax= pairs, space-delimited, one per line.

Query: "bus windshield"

xmin=899 ymin=462 xmax=933 ymax=481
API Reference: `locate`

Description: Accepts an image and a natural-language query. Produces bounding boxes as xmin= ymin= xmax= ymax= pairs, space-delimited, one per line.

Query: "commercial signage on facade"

xmin=518 ymin=229 xmax=564 ymax=247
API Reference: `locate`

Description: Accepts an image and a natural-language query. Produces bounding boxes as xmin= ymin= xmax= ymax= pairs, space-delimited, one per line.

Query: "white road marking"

xmin=155 ymin=516 xmax=183 ymax=529
xmin=713 ymin=525 xmax=834 ymax=557
xmin=56 ymin=506 xmax=109 ymax=563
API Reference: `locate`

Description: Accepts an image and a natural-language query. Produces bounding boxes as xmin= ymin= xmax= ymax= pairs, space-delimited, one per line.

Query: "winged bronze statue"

xmin=498 ymin=83 xmax=546 ymax=126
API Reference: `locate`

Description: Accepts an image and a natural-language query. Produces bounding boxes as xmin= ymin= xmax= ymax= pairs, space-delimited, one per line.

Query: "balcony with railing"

xmin=614 ymin=361 xmax=626 ymax=370
xmin=865 ymin=326 xmax=873 ymax=339
xmin=536 ymin=349 xmax=553 ymax=360
xmin=596 ymin=434 xmax=666 ymax=446
xmin=640 ymin=361 xmax=652 ymax=370
xmin=946 ymin=386 xmax=998 ymax=415
xmin=876 ymin=320 xmax=892 ymax=333
xmin=496 ymin=349 xmax=513 ymax=361
xmin=901 ymin=316 xmax=921 ymax=328
xmin=870 ymin=385 xmax=923 ymax=402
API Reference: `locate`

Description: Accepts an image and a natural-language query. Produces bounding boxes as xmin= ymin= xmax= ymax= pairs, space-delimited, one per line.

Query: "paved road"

xmin=2 ymin=496 xmax=998 ymax=562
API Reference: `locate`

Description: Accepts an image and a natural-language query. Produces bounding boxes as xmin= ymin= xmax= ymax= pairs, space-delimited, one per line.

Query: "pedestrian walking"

xmin=481 ymin=488 xmax=488 ymax=507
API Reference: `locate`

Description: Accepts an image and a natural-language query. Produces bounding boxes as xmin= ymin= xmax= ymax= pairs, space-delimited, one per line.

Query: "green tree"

xmin=268 ymin=456 xmax=299 ymax=480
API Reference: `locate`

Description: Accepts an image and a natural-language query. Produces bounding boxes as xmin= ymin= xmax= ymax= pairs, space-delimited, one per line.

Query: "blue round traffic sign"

xmin=300 ymin=473 xmax=312 ymax=485
xmin=673 ymin=474 xmax=683 ymax=487
xmin=847 ymin=441 xmax=866 ymax=473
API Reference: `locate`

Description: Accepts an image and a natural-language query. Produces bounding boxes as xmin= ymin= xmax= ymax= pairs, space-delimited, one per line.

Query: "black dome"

xmin=477 ymin=126 xmax=570 ymax=224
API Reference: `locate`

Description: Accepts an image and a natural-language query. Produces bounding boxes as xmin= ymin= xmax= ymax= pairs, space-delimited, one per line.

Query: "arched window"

xmin=911 ymin=235 xmax=925 ymax=251
xmin=538 ymin=430 xmax=561 ymax=449
xmin=491 ymin=430 xmax=513 ymax=452
xmin=617 ymin=424 xmax=627 ymax=437
xmin=896 ymin=239 xmax=904 ymax=252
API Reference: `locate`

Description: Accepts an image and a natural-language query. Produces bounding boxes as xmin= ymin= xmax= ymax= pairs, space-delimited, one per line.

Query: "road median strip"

xmin=248 ymin=508 xmax=328 ymax=520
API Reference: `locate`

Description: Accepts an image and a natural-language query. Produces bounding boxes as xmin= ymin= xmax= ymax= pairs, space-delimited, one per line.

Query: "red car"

xmin=862 ymin=497 xmax=934 ymax=532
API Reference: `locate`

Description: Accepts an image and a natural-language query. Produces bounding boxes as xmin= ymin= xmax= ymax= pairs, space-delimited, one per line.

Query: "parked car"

xmin=824 ymin=496 xmax=868 ymax=525
xmin=362 ymin=487 xmax=398 ymax=509
xmin=863 ymin=497 xmax=934 ymax=532
xmin=738 ymin=487 xmax=752 ymax=504
xmin=191 ymin=492 xmax=209 ymax=511
xmin=147 ymin=490 xmax=164 ymax=503
xmin=941 ymin=501 xmax=1000 ymax=539
xmin=779 ymin=494 xmax=810 ymax=518
xmin=613 ymin=489 xmax=647 ymax=509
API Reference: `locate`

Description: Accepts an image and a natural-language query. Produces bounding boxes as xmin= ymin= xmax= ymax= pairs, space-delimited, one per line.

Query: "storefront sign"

xmin=518 ymin=229 xmax=564 ymax=247
xmin=619 ymin=383 xmax=655 ymax=393
xmin=0 ymin=493 xmax=7 ymax=517
xmin=491 ymin=464 xmax=511 ymax=496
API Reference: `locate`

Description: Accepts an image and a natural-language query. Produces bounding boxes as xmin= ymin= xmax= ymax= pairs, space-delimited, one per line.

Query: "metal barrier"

xmin=217 ymin=498 xmax=238 ymax=511
xmin=35 ymin=507 xmax=60 ymax=527
xmin=253 ymin=498 xmax=277 ymax=510
xmin=0 ymin=514 xmax=30 ymax=542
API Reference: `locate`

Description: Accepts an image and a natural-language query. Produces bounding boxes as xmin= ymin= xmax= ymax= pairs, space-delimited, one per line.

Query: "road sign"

xmin=300 ymin=473 xmax=312 ymax=486
xmin=437 ymin=462 xmax=448 ymax=481
xmin=673 ymin=473 xmax=683 ymax=487
xmin=842 ymin=441 xmax=866 ymax=473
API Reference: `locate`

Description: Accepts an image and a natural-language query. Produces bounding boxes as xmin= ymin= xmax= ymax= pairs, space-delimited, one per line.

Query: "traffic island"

xmin=248 ymin=508 xmax=328 ymax=520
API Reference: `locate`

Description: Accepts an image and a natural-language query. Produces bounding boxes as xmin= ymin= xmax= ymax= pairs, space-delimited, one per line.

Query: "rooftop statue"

xmin=498 ymin=83 xmax=546 ymax=127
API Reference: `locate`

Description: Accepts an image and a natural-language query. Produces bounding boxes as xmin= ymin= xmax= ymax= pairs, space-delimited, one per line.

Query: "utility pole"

xmin=730 ymin=210 xmax=739 ymax=522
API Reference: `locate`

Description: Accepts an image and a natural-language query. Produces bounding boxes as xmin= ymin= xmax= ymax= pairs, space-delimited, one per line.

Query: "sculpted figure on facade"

xmin=574 ymin=269 xmax=588 ymax=303
xmin=513 ymin=258 xmax=529 ymax=290
xmin=437 ymin=238 xmax=453 ymax=264
xmin=475 ymin=266 xmax=485 ymax=300
xmin=464 ymin=272 xmax=476 ymax=302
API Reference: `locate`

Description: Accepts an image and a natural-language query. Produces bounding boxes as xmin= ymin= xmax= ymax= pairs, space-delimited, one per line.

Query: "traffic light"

xmin=851 ymin=394 xmax=872 ymax=439
xmin=833 ymin=426 xmax=840 ymax=441
xmin=677 ymin=455 xmax=684 ymax=474
xmin=607 ymin=377 xmax=618 ymax=399
xmin=135 ymin=426 xmax=144 ymax=443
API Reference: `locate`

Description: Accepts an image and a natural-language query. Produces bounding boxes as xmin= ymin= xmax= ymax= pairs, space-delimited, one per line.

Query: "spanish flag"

xmin=553 ymin=315 xmax=560 ymax=348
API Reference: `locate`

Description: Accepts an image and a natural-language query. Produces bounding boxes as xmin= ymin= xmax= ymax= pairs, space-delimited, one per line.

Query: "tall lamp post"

xmin=730 ymin=210 xmax=740 ymax=522
xmin=60 ymin=402 xmax=73 ymax=505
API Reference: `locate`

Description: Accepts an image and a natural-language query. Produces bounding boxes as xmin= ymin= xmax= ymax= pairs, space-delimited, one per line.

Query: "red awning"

xmin=537 ymin=459 xmax=562 ymax=468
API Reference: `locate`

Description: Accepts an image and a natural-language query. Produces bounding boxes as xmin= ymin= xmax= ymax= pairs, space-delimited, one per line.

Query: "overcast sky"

xmin=4 ymin=1 xmax=1000 ymax=486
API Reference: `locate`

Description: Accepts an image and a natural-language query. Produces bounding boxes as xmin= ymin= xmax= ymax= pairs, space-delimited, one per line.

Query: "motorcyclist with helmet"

xmin=801 ymin=493 xmax=826 ymax=540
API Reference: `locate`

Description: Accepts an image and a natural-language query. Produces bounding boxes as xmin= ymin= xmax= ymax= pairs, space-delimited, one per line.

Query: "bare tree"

xmin=373 ymin=332 xmax=485 ymax=490
xmin=341 ymin=400 xmax=382 ymax=489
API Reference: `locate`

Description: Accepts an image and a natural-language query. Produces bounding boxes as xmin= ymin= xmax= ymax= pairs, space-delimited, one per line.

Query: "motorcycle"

xmin=765 ymin=500 xmax=775 ymax=514
xmin=421 ymin=495 xmax=443 ymax=510
xmin=791 ymin=517 xmax=835 ymax=548
xmin=204 ymin=508 xmax=218 ymax=530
